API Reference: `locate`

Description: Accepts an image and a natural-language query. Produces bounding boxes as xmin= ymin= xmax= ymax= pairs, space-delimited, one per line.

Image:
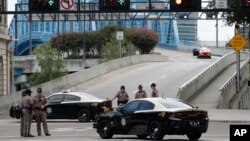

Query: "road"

xmin=0 ymin=118 xmax=246 ymax=141
xmin=70 ymin=48 xmax=219 ymax=105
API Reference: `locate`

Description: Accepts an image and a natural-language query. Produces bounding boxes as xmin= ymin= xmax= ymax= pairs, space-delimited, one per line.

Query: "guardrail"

xmin=177 ymin=51 xmax=249 ymax=101
xmin=218 ymin=57 xmax=250 ymax=109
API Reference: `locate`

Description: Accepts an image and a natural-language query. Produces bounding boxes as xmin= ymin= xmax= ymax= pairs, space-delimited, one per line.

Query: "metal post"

xmin=119 ymin=40 xmax=122 ymax=58
xmin=216 ymin=13 xmax=218 ymax=48
xmin=29 ymin=14 xmax=32 ymax=54
xmin=57 ymin=13 xmax=60 ymax=51
xmin=83 ymin=0 xmax=86 ymax=59
xmin=236 ymin=26 xmax=240 ymax=93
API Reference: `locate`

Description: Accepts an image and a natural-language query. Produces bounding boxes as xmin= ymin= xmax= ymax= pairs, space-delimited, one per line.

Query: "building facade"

xmin=0 ymin=0 xmax=11 ymax=96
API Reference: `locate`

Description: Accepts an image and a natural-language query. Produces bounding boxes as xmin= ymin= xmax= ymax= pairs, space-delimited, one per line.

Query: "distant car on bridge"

xmin=10 ymin=90 xmax=112 ymax=122
xmin=192 ymin=48 xmax=199 ymax=56
xmin=198 ymin=47 xmax=211 ymax=59
xmin=93 ymin=98 xmax=209 ymax=140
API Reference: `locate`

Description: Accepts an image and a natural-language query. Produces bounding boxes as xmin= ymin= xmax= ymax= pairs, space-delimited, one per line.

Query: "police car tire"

xmin=148 ymin=120 xmax=164 ymax=140
xmin=97 ymin=119 xmax=113 ymax=139
xmin=77 ymin=109 xmax=91 ymax=122
xmin=186 ymin=133 xmax=202 ymax=140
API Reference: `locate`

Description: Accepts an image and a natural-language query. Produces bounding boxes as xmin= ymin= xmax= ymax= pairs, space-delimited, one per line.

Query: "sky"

xmin=7 ymin=0 xmax=234 ymax=42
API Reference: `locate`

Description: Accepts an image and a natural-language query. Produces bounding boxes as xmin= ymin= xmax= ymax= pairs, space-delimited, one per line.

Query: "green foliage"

xmin=126 ymin=28 xmax=159 ymax=54
xmin=101 ymin=40 xmax=120 ymax=60
xmin=207 ymin=0 xmax=250 ymax=25
xmin=28 ymin=43 xmax=67 ymax=86
xmin=95 ymin=25 xmax=125 ymax=54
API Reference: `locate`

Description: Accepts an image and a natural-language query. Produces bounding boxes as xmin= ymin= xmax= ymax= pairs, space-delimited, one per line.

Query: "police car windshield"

xmin=79 ymin=93 xmax=101 ymax=100
xmin=159 ymin=99 xmax=192 ymax=109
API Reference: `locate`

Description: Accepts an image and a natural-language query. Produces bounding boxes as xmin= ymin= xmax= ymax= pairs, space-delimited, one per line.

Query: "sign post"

xmin=229 ymin=24 xmax=247 ymax=94
xmin=116 ymin=31 xmax=124 ymax=58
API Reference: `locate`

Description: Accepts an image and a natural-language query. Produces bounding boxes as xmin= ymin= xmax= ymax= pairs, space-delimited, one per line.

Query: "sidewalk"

xmin=207 ymin=109 xmax=250 ymax=122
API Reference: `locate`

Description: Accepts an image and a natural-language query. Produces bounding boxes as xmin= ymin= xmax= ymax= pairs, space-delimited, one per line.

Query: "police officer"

xmin=34 ymin=88 xmax=51 ymax=136
xmin=135 ymin=85 xmax=147 ymax=99
xmin=19 ymin=90 xmax=26 ymax=136
xmin=21 ymin=88 xmax=34 ymax=137
xmin=151 ymin=83 xmax=159 ymax=97
xmin=111 ymin=85 xmax=129 ymax=106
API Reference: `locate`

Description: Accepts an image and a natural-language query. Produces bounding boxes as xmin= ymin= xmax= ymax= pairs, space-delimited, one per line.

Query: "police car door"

xmin=46 ymin=94 xmax=64 ymax=118
xmin=121 ymin=101 xmax=141 ymax=134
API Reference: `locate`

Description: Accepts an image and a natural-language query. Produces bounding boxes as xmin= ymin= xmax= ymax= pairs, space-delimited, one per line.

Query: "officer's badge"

xmin=121 ymin=118 xmax=126 ymax=126
xmin=46 ymin=107 xmax=52 ymax=114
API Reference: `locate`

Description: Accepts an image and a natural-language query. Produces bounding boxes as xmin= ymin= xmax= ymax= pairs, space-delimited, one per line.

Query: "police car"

xmin=10 ymin=90 xmax=112 ymax=122
xmin=93 ymin=98 xmax=208 ymax=140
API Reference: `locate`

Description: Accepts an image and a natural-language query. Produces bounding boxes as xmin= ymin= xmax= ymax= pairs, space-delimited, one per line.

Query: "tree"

xmin=28 ymin=43 xmax=67 ymax=86
xmin=207 ymin=0 xmax=250 ymax=25
xmin=126 ymin=28 xmax=159 ymax=54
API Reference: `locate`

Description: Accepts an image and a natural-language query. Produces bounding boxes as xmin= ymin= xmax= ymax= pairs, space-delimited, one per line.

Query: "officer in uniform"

xmin=135 ymin=85 xmax=147 ymax=99
xmin=34 ymin=88 xmax=51 ymax=136
xmin=151 ymin=83 xmax=159 ymax=97
xmin=19 ymin=90 xmax=26 ymax=136
xmin=112 ymin=85 xmax=129 ymax=106
xmin=21 ymin=88 xmax=34 ymax=137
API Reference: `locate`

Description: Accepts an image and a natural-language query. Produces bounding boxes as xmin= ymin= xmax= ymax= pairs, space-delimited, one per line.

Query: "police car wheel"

xmin=97 ymin=119 xmax=113 ymax=139
xmin=137 ymin=134 xmax=148 ymax=139
xmin=77 ymin=109 xmax=91 ymax=122
xmin=186 ymin=133 xmax=202 ymax=140
xmin=148 ymin=120 xmax=164 ymax=140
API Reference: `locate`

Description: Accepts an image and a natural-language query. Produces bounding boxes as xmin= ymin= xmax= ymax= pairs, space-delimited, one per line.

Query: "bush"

xmin=126 ymin=28 xmax=159 ymax=54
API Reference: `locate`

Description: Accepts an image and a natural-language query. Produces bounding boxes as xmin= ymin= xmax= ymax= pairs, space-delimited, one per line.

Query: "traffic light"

xmin=170 ymin=0 xmax=201 ymax=12
xmin=29 ymin=0 xmax=59 ymax=13
xmin=248 ymin=0 xmax=250 ymax=6
xmin=99 ymin=0 xmax=130 ymax=11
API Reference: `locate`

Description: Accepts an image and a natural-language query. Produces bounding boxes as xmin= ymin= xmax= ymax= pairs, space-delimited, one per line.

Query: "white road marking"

xmin=172 ymin=69 xmax=176 ymax=72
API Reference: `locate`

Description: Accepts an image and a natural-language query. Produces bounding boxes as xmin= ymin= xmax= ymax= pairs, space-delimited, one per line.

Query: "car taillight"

xmin=170 ymin=112 xmax=185 ymax=118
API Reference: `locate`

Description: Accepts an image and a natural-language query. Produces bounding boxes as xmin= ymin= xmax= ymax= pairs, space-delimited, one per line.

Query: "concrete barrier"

xmin=0 ymin=54 xmax=169 ymax=114
xmin=218 ymin=58 xmax=250 ymax=109
xmin=177 ymin=52 xmax=249 ymax=101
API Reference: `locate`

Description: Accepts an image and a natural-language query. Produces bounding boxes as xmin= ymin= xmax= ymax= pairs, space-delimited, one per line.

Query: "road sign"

xmin=215 ymin=0 xmax=228 ymax=9
xmin=116 ymin=31 xmax=124 ymax=40
xmin=60 ymin=0 xmax=74 ymax=11
xmin=229 ymin=34 xmax=247 ymax=52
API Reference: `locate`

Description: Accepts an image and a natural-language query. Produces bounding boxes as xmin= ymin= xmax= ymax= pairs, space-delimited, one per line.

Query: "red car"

xmin=198 ymin=47 xmax=211 ymax=58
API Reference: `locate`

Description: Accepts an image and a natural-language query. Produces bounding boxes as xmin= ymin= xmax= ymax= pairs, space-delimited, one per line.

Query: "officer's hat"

xmin=25 ymin=88 xmax=32 ymax=94
xmin=151 ymin=83 xmax=156 ymax=87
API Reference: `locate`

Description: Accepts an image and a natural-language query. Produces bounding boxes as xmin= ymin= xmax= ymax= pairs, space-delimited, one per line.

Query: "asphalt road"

xmin=70 ymin=48 xmax=220 ymax=105
xmin=0 ymin=118 xmax=247 ymax=141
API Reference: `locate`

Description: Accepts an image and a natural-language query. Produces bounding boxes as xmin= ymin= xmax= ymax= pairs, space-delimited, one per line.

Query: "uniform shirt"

xmin=34 ymin=95 xmax=48 ymax=109
xmin=115 ymin=91 xmax=129 ymax=102
xmin=151 ymin=89 xmax=159 ymax=97
xmin=135 ymin=90 xmax=147 ymax=99
xmin=21 ymin=95 xmax=34 ymax=108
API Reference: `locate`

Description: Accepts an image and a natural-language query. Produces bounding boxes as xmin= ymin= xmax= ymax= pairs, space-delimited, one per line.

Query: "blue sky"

xmin=7 ymin=0 xmax=234 ymax=42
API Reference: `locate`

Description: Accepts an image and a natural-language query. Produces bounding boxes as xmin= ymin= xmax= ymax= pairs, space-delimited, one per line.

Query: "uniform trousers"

xmin=35 ymin=110 xmax=49 ymax=135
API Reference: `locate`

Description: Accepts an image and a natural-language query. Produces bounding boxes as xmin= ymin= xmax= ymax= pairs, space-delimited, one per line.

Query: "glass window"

xmin=64 ymin=95 xmax=80 ymax=102
xmin=123 ymin=101 xmax=141 ymax=112
xmin=160 ymin=99 xmax=192 ymax=109
xmin=47 ymin=94 xmax=64 ymax=103
xmin=139 ymin=101 xmax=154 ymax=110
